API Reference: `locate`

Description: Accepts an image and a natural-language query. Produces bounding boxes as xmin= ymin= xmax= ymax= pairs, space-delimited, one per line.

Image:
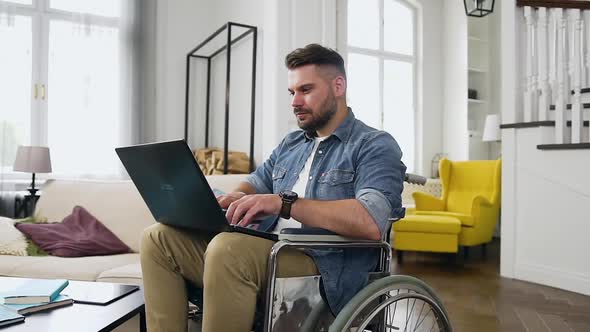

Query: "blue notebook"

xmin=1 ymin=279 xmax=69 ymax=305
xmin=1 ymin=295 xmax=74 ymax=315
xmin=0 ymin=306 xmax=24 ymax=327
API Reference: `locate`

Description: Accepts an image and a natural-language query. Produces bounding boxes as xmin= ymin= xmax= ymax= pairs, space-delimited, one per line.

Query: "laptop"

xmin=115 ymin=140 xmax=278 ymax=241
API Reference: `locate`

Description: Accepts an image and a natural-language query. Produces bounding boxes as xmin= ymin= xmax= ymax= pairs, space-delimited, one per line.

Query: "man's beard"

xmin=295 ymin=94 xmax=337 ymax=135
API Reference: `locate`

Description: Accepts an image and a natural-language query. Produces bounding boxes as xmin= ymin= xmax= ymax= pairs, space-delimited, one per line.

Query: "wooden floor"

xmin=391 ymin=239 xmax=590 ymax=332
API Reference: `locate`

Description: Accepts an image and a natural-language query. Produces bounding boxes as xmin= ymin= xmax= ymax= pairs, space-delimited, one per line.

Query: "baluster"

xmin=524 ymin=7 xmax=536 ymax=122
xmin=585 ymin=11 xmax=590 ymax=89
xmin=567 ymin=10 xmax=575 ymax=103
xmin=538 ymin=8 xmax=550 ymax=121
xmin=572 ymin=9 xmax=583 ymax=143
xmin=549 ymin=8 xmax=558 ymax=107
xmin=585 ymin=11 xmax=590 ymax=142
xmin=581 ymin=12 xmax=588 ymax=89
xmin=555 ymin=8 xmax=568 ymax=143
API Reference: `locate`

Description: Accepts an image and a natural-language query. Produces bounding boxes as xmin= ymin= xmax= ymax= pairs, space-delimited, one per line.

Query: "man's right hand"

xmin=216 ymin=191 xmax=247 ymax=209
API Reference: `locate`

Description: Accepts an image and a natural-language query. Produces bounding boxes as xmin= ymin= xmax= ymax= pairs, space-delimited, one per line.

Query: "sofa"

xmin=0 ymin=174 xmax=249 ymax=285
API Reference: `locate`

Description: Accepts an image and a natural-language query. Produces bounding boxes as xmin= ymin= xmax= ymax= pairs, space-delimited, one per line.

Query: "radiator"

xmin=0 ymin=192 xmax=21 ymax=218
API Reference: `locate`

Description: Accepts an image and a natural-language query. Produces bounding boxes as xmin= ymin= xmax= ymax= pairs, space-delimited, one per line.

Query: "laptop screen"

xmin=116 ymin=140 xmax=229 ymax=233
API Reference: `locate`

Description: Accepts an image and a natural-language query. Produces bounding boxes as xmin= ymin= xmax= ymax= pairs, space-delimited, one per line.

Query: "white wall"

xmin=500 ymin=0 xmax=519 ymax=279
xmin=488 ymin=0 xmax=502 ymax=159
xmin=442 ymin=0 xmax=469 ymax=161
xmin=152 ymin=0 xmax=216 ymax=144
xmin=419 ymin=0 xmax=444 ymax=177
xmin=510 ymin=128 xmax=590 ymax=295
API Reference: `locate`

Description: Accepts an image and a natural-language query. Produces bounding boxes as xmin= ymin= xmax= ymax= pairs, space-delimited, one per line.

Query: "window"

xmin=0 ymin=0 xmax=135 ymax=179
xmin=340 ymin=0 xmax=419 ymax=172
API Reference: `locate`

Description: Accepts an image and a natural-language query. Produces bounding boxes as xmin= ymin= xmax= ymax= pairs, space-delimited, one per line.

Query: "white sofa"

xmin=0 ymin=174 xmax=248 ymax=285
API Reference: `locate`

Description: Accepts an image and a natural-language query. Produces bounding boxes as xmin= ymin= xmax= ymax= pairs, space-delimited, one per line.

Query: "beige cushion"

xmin=0 ymin=253 xmax=139 ymax=281
xmin=206 ymin=174 xmax=249 ymax=193
xmin=96 ymin=263 xmax=142 ymax=285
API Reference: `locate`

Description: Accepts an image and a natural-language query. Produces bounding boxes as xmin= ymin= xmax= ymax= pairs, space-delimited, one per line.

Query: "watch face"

xmin=280 ymin=190 xmax=298 ymax=201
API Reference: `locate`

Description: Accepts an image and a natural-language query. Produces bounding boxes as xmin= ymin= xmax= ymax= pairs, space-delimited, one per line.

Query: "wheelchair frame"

xmin=263 ymin=230 xmax=394 ymax=331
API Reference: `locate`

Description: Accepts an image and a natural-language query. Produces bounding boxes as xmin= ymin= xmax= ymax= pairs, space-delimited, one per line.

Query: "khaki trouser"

xmin=140 ymin=223 xmax=319 ymax=332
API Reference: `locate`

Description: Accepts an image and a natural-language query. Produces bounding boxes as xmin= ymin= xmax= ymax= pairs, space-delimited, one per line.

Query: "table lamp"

xmin=482 ymin=114 xmax=501 ymax=159
xmin=482 ymin=114 xmax=500 ymax=142
xmin=13 ymin=146 xmax=52 ymax=197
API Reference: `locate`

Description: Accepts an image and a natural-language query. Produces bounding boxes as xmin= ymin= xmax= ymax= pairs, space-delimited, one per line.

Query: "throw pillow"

xmin=14 ymin=217 xmax=49 ymax=256
xmin=0 ymin=217 xmax=28 ymax=256
xmin=15 ymin=206 xmax=132 ymax=257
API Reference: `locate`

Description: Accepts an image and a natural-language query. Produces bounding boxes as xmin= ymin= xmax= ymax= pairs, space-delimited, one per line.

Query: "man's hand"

xmin=226 ymin=194 xmax=282 ymax=227
xmin=216 ymin=192 xmax=247 ymax=209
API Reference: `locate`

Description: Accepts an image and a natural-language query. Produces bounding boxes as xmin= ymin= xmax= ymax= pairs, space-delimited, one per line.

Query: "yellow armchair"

xmin=393 ymin=158 xmax=501 ymax=258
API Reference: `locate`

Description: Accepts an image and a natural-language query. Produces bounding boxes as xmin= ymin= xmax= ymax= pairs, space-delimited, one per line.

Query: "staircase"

xmin=507 ymin=1 xmax=590 ymax=149
xmin=500 ymin=1 xmax=590 ymax=299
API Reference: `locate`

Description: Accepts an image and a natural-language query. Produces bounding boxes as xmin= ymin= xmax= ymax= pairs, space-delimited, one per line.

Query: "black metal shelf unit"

xmin=184 ymin=22 xmax=257 ymax=174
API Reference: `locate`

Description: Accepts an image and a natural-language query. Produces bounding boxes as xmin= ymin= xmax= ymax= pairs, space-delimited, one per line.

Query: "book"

xmin=1 ymin=279 xmax=69 ymax=305
xmin=1 ymin=295 xmax=74 ymax=315
xmin=0 ymin=306 xmax=24 ymax=327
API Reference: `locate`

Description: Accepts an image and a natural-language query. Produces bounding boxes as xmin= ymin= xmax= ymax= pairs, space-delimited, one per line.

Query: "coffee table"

xmin=0 ymin=277 xmax=146 ymax=332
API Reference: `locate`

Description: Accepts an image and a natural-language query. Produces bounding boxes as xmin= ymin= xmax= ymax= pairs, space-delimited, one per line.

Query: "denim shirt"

xmin=246 ymin=109 xmax=406 ymax=314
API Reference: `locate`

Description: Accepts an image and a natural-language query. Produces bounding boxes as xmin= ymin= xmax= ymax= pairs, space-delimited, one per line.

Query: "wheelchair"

xmin=187 ymin=174 xmax=453 ymax=332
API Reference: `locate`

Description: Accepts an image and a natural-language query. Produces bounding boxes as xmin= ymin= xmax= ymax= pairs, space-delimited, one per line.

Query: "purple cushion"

xmin=15 ymin=206 xmax=131 ymax=257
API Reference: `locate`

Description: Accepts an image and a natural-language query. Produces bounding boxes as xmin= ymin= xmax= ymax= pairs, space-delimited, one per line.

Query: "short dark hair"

xmin=285 ymin=44 xmax=346 ymax=79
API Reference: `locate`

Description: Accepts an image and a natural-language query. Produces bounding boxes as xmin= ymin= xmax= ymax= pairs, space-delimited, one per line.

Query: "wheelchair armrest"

xmin=278 ymin=227 xmax=352 ymax=242
xmin=277 ymin=227 xmax=378 ymax=243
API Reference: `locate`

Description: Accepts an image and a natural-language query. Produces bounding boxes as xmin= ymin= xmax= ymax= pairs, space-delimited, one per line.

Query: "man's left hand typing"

xmin=225 ymin=194 xmax=282 ymax=227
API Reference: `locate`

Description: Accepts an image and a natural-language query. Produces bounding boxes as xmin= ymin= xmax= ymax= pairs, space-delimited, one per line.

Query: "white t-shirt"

xmin=273 ymin=136 xmax=329 ymax=234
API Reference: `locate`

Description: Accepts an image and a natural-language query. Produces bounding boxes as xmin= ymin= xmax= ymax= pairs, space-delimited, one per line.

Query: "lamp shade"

xmin=482 ymin=114 xmax=501 ymax=142
xmin=464 ymin=0 xmax=495 ymax=17
xmin=13 ymin=146 xmax=52 ymax=173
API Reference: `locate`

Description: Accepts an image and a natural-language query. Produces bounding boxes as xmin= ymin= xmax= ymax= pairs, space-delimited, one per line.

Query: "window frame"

xmin=337 ymin=0 xmax=422 ymax=173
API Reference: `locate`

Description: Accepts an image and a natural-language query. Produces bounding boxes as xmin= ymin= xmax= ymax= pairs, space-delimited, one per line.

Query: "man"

xmin=140 ymin=44 xmax=406 ymax=331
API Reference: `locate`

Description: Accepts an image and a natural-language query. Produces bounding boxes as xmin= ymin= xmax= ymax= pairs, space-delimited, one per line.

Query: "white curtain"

xmin=0 ymin=2 xmax=33 ymax=192
xmin=46 ymin=1 xmax=140 ymax=179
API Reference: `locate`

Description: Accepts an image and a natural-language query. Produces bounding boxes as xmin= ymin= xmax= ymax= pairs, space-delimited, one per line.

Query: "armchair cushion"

xmin=412 ymin=192 xmax=445 ymax=211
xmin=413 ymin=211 xmax=474 ymax=227
xmin=394 ymin=215 xmax=461 ymax=234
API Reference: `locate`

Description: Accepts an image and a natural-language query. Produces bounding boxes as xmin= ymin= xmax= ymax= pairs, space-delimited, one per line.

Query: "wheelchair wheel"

xmin=329 ymin=275 xmax=452 ymax=332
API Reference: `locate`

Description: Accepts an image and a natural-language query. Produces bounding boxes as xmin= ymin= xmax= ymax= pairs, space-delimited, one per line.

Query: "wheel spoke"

xmin=332 ymin=277 xmax=452 ymax=332
xmin=411 ymin=301 xmax=426 ymax=332
xmin=404 ymin=297 xmax=417 ymax=332
xmin=414 ymin=307 xmax=433 ymax=331
xmin=428 ymin=317 xmax=436 ymax=332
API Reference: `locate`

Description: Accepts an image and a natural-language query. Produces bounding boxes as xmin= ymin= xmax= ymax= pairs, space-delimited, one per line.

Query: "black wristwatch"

xmin=279 ymin=190 xmax=298 ymax=219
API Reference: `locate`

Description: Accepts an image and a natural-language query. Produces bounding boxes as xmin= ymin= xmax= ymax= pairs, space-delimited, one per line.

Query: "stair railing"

xmin=518 ymin=1 xmax=590 ymax=144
